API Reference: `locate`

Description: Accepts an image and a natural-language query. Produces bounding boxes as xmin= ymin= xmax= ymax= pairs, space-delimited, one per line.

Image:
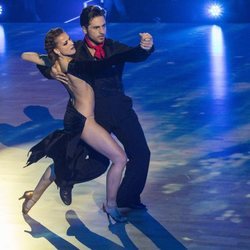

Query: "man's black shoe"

xmin=60 ymin=187 xmax=72 ymax=205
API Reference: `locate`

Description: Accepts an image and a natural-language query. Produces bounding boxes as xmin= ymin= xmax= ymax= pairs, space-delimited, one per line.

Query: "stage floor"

xmin=0 ymin=22 xmax=250 ymax=250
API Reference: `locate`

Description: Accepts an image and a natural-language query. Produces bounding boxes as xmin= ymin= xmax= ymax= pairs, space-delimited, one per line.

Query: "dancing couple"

xmin=19 ymin=5 xmax=154 ymax=223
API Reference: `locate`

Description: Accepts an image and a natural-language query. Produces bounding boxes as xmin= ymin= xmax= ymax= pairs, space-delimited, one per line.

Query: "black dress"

xmin=25 ymin=56 xmax=110 ymax=188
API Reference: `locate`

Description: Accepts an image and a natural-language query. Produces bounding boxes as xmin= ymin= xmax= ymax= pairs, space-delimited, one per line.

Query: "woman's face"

xmin=54 ymin=32 xmax=76 ymax=56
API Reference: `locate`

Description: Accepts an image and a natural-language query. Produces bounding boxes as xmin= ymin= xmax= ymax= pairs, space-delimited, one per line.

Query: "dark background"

xmin=0 ymin=0 xmax=249 ymax=23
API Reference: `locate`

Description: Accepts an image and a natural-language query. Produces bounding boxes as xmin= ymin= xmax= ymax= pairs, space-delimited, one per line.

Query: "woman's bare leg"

xmin=32 ymin=164 xmax=55 ymax=201
xmin=80 ymin=118 xmax=127 ymax=208
xmin=21 ymin=164 xmax=56 ymax=214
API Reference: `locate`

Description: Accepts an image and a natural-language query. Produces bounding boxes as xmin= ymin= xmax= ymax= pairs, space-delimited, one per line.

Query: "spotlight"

xmin=0 ymin=5 xmax=3 ymax=15
xmin=207 ymin=3 xmax=223 ymax=18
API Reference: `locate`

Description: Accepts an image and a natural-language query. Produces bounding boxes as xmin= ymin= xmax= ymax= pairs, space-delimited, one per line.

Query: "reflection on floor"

xmin=0 ymin=22 xmax=250 ymax=250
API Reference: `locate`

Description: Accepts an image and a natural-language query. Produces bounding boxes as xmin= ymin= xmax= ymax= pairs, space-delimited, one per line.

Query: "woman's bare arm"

xmin=21 ymin=52 xmax=46 ymax=66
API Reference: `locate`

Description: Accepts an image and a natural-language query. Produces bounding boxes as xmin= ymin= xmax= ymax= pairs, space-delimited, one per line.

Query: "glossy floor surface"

xmin=0 ymin=22 xmax=250 ymax=250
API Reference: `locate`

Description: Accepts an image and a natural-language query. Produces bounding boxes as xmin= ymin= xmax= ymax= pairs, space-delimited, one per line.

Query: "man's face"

xmin=84 ymin=16 xmax=106 ymax=44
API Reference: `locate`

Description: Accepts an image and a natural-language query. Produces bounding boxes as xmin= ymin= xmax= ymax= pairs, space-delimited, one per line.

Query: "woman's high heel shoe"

xmin=102 ymin=204 xmax=127 ymax=223
xmin=19 ymin=190 xmax=35 ymax=214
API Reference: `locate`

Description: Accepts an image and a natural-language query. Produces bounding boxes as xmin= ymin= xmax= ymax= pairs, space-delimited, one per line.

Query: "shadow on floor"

xmin=0 ymin=105 xmax=63 ymax=147
xmin=23 ymin=213 xmax=78 ymax=250
xmin=65 ymin=209 xmax=187 ymax=250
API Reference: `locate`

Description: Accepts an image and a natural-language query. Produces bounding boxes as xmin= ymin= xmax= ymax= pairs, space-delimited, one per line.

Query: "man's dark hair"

xmin=80 ymin=5 xmax=106 ymax=28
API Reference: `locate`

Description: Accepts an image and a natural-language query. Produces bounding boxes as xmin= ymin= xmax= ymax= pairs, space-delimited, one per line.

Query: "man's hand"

xmin=50 ymin=63 xmax=69 ymax=85
xmin=139 ymin=32 xmax=153 ymax=51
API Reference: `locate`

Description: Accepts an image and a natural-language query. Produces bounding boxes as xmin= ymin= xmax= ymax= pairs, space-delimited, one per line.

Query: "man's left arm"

xmin=111 ymin=32 xmax=154 ymax=63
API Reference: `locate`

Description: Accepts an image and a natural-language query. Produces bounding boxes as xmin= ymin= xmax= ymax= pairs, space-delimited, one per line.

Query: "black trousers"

xmin=95 ymin=91 xmax=150 ymax=206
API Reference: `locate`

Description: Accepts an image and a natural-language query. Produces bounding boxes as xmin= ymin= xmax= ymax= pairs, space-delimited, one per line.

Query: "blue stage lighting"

xmin=207 ymin=3 xmax=223 ymax=18
xmin=0 ymin=5 xmax=3 ymax=15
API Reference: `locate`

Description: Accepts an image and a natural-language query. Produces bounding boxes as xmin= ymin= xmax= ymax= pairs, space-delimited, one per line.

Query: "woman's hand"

xmin=50 ymin=61 xmax=69 ymax=85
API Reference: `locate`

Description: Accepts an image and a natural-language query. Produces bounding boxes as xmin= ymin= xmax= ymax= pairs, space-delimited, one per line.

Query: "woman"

xmin=20 ymin=28 xmax=128 ymax=222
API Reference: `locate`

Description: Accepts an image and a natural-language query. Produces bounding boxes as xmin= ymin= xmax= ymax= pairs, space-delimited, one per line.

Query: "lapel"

xmin=74 ymin=40 xmax=94 ymax=60
xmin=103 ymin=39 xmax=112 ymax=58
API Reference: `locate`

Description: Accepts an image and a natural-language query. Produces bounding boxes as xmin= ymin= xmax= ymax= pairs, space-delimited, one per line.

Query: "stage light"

xmin=0 ymin=5 xmax=3 ymax=15
xmin=207 ymin=3 xmax=223 ymax=18
xmin=210 ymin=25 xmax=226 ymax=100
xmin=0 ymin=25 xmax=6 ymax=54
xmin=65 ymin=0 xmax=104 ymax=23
xmin=83 ymin=0 xmax=102 ymax=8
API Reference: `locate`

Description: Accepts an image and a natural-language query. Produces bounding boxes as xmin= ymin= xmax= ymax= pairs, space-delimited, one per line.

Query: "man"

xmin=39 ymin=5 xmax=154 ymax=210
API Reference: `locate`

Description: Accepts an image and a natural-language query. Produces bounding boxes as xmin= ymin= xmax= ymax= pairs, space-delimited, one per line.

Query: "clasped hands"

xmin=139 ymin=32 xmax=153 ymax=51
